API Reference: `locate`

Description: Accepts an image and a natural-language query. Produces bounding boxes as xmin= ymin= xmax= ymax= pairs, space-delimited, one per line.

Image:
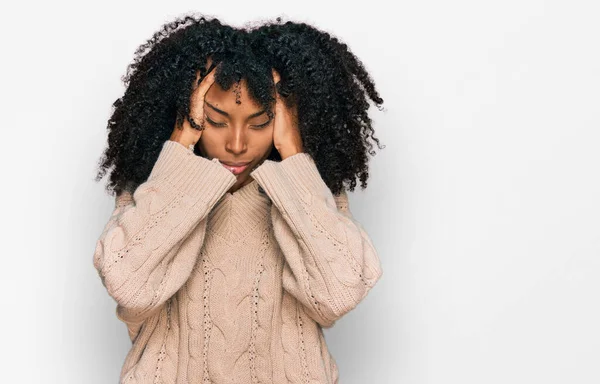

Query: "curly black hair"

xmin=94 ymin=13 xmax=385 ymax=198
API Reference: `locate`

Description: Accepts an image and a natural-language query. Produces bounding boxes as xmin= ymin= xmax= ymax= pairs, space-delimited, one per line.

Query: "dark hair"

xmin=94 ymin=14 xmax=385 ymax=197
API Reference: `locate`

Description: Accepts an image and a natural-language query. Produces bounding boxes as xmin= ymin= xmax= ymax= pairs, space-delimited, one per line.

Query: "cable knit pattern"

xmin=93 ymin=140 xmax=383 ymax=384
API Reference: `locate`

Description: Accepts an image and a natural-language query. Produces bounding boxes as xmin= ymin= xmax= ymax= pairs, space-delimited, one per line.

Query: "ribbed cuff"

xmin=147 ymin=140 xmax=237 ymax=202
xmin=250 ymin=152 xmax=331 ymax=209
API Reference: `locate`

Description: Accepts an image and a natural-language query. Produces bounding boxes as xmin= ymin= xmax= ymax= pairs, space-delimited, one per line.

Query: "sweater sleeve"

xmin=249 ymin=152 xmax=383 ymax=328
xmin=93 ymin=140 xmax=237 ymax=333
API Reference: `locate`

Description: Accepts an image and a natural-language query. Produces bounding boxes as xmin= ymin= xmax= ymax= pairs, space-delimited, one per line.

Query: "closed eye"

xmin=205 ymin=115 xmax=271 ymax=130
xmin=205 ymin=115 xmax=227 ymax=127
xmin=251 ymin=119 xmax=271 ymax=129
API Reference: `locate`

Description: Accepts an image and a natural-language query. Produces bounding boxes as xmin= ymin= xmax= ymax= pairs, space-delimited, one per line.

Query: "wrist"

xmin=279 ymin=146 xmax=303 ymax=160
xmin=170 ymin=140 xmax=195 ymax=153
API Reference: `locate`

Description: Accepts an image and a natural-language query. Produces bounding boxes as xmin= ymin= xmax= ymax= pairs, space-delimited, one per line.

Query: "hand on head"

xmin=170 ymin=58 xmax=217 ymax=149
xmin=271 ymin=68 xmax=303 ymax=160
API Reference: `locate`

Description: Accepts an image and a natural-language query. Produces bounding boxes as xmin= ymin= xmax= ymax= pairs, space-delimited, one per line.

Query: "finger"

xmin=272 ymin=68 xmax=281 ymax=84
xmin=195 ymin=57 xmax=214 ymax=84
xmin=196 ymin=65 xmax=217 ymax=97
xmin=271 ymin=69 xmax=284 ymax=115
xmin=272 ymin=68 xmax=282 ymax=103
xmin=190 ymin=63 xmax=217 ymax=130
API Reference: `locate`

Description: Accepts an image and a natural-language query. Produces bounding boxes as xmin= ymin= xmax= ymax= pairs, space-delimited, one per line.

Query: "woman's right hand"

xmin=170 ymin=58 xmax=217 ymax=149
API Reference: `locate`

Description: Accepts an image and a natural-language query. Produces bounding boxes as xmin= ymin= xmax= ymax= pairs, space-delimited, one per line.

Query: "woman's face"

xmin=196 ymin=78 xmax=274 ymax=193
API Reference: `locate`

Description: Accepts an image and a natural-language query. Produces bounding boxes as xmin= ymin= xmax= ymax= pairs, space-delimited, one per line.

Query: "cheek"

xmin=198 ymin=131 xmax=223 ymax=153
xmin=254 ymin=133 xmax=275 ymax=159
xmin=254 ymin=127 xmax=274 ymax=144
xmin=249 ymin=130 xmax=274 ymax=151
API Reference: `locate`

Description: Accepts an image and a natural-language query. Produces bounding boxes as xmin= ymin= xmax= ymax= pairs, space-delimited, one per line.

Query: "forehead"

xmin=204 ymin=79 xmax=263 ymax=115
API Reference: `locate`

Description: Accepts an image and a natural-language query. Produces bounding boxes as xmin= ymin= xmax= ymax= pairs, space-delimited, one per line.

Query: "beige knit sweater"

xmin=93 ymin=140 xmax=383 ymax=384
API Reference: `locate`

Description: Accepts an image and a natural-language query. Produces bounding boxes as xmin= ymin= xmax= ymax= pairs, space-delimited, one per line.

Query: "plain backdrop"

xmin=1 ymin=0 xmax=598 ymax=383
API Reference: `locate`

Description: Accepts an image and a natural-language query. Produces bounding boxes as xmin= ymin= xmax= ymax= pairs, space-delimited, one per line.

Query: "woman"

xmin=93 ymin=14 xmax=385 ymax=384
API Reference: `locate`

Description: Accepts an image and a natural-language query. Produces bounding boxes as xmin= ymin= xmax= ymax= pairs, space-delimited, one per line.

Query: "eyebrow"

xmin=205 ymin=101 xmax=266 ymax=119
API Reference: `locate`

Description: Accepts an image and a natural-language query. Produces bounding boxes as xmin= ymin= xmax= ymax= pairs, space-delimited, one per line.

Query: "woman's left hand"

xmin=272 ymin=69 xmax=304 ymax=160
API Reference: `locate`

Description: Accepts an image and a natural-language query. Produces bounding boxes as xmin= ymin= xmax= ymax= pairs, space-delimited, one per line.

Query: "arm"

xmin=250 ymin=153 xmax=383 ymax=328
xmin=93 ymin=140 xmax=237 ymax=334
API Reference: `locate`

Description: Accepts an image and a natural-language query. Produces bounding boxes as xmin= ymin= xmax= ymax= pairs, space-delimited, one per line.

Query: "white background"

xmin=1 ymin=1 xmax=598 ymax=383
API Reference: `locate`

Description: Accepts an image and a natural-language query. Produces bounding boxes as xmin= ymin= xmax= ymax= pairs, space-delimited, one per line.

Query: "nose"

xmin=225 ymin=127 xmax=248 ymax=155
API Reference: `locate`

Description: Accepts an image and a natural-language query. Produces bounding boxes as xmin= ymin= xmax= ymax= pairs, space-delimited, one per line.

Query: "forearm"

xmin=93 ymin=140 xmax=237 ymax=322
xmin=251 ymin=152 xmax=383 ymax=326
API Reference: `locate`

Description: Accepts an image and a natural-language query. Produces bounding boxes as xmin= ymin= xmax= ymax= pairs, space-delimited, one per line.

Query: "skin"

xmin=170 ymin=58 xmax=304 ymax=194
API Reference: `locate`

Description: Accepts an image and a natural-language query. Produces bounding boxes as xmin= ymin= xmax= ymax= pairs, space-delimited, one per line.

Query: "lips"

xmin=220 ymin=161 xmax=251 ymax=175
xmin=221 ymin=161 xmax=251 ymax=166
